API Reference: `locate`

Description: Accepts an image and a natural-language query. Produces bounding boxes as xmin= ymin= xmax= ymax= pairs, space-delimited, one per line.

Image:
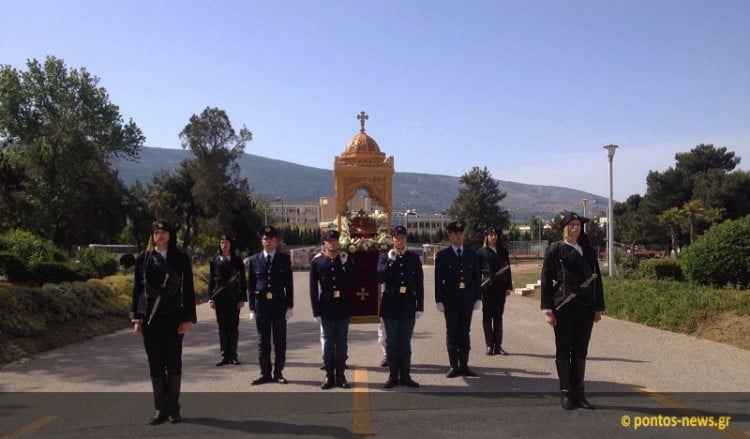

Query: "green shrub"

xmin=637 ymin=258 xmax=683 ymax=281
xmin=681 ymin=215 xmax=750 ymax=288
xmin=119 ymin=253 xmax=136 ymax=268
xmin=29 ymin=261 xmax=84 ymax=284
xmin=0 ymin=252 xmax=29 ymax=282
xmin=619 ymin=256 xmax=640 ymax=279
xmin=77 ymin=247 xmax=118 ymax=278
xmin=0 ymin=230 xmax=68 ymax=264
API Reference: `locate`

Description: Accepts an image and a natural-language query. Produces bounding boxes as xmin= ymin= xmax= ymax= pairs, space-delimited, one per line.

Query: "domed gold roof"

xmin=340 ymin=111 xmax=385 ymax=160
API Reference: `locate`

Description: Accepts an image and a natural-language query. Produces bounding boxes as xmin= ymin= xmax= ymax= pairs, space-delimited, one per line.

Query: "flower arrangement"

xmin=337 ymin=209 xmax=392 ymax=253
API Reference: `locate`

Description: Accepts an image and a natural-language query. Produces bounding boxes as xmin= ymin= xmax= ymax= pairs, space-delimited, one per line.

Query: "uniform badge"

xmin=399 ymin=286 xmax=407 ymax=294
xmin=459 ymin=282 xmax=465 ymax=289
xmin=333 ymin=290 xmax=341 ymax=298
xmin=266 ymin=292 xmax=273 ymax=299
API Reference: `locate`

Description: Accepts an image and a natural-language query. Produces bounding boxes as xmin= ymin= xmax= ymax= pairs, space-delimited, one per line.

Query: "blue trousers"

xmin=382 ymin=317 xmax=416 ymax=358
xmin=321 ymin=318 xmax=349 ymax=361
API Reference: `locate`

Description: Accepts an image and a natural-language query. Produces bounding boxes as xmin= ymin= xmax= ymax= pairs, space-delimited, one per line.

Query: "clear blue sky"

xmin=3 ymin=0 xmax=749 ymax=201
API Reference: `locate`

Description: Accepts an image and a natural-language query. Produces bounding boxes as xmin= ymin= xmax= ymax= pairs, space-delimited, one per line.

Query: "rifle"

xmin=481 ymin=265 xmax=510 ymax=289
xmin=147 ymin=273 xmax=170 ymax=325
xmin=209 ymin=272 xmax=241 ymax=300
xmin=555 ymin=273 xmax=598 ymax=311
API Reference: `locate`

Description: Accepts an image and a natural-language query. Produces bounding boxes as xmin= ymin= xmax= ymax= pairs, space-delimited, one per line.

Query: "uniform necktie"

xmin=457 ymin=248 xmax=462 ymax=260
xmin=266 ymin=255 xmax=272 ymax=267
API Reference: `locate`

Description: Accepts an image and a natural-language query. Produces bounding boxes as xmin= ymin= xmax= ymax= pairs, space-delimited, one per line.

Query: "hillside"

xmin=112 ymin=147 xmax=608 ymax=221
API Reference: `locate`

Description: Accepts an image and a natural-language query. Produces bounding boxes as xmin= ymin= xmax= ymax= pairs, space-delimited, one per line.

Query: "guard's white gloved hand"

xmin=436 ymin=303 xmax=445 ymax=313
xmin=388 ymin=249 xmax=398 ymax=261
xmin=286 ymin=308 xmax=294 ymax=320
xmin=340 ymin=252 xmax=348 ymax=264
xmin=314 ymin=316 xmax=321 ymax=323
xmin=249 ymin=311 xmax=255 ymax=321
xmin=415 ymin=311 xmax=423 ymax=319
xmin=473 ymin=300 xmax=482 ymax=310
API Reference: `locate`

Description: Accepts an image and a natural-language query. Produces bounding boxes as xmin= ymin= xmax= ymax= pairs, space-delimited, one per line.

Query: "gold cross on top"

xmin=357 ymin=111 xmax=368 ymax=133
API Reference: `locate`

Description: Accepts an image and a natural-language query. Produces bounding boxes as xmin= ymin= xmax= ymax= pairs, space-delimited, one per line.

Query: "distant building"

xmin=269 ymin=200 xmax=320 ymax=229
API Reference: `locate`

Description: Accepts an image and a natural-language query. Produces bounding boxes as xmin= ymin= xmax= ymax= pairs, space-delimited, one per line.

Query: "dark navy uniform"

xmin=309 ymin=229 xmax=357 ymax=389
xmin=435 ymin=221 xmax=481 ymax=377
xmin=477 ymin=227 xmax=513 ymax=356
xmin=247 ymin=226 xmax=294 ymax=384
xmin=541 ymin=212 xmax=605 ymax=410
xmin=208 ymin=237 xmax=246 ymax=365
xmin=131 ymin=220 xmax=196 ymax=424
xmin=377 ymin=225 xmax=424 ymax=388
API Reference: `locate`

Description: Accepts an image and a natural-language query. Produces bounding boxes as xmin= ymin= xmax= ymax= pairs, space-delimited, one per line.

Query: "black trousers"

xmin=143 ymin=312 xmax=184 ymax=378
xmin=215 ymin=301 xmax=240 ymax=360
xmin=443 ymin=301 xmax=473 ymax=351
xmin=552 ymin=300 xmax=595 ymax=361
xmin=482 ymin=297 xmax=506 ymax=347
xmin=255 ymin=309 xmax=287 ymax=367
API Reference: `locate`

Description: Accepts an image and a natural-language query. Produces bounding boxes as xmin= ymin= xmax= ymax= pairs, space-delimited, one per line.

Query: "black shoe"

xmin=576 ymin=394 xmax=595 ymax=410
xmin=461 ymin=367 xmax=478 ymax=377
xmin=169 ymin=412 xmax=182 ymax=424
xmin=485 ymin=346 xmax=494 ymax=356
xmin=274 ymin=374 xmax=289 ymax=384
xmin=494 ymin=347 xmax=509 ymax=355
xmin=148 ymin=410 xmax=169 ymax=425
xmin=251 ymin=375 xmax=273 ymax=385
xmin=445 ymin=368 xmax=461 ymax=378
xmin=383 ymin=377 xmax=399 ymax=389
xmin=380 ymin=357 xmax=388 ymax=367
xmin=230 ymin=358 xmax=241 ymax=365
xmin=320 ymin=364 xmax=326 ymax=370
xmin=561 ymin=392 xmax=577 ymax=410
xmin=216 ymin=358 xmax=229 ymax=367
xmin=321 ymin=376 xmax=335 ymax=390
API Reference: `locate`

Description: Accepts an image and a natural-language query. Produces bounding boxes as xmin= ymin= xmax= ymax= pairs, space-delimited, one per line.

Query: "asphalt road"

xmin=1 ymin=267 xmax=748 ymax=438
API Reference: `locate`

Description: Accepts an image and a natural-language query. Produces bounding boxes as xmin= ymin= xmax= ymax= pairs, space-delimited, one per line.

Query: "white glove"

xmin=249 ymin=311 xmax=255 ymax=321
xmin=415 ymin=311 xmax=423 ymax=319
xmin=339 ymin=252 xmax=348 ymax=264
xmin=286 ymin=308 xmax=294 ymax=320
xmin=436 ymin=303 xmax=445 ymax=313
xmin=314 ymin=316 xmax=321 ymax=323
xmin=388 ymin=249 xmax=397 ymax=261
xmin=473 ymin=300 xmax=482 ymax=310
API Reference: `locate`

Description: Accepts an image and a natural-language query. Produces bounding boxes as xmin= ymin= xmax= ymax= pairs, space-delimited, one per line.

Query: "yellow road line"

xmin=352 ymin=369 xmax=373 ymax=438
xmin=2 ymin=416 xmax=59 ymax=439
xmin=639 ymin=387 xmax=748 ymax=439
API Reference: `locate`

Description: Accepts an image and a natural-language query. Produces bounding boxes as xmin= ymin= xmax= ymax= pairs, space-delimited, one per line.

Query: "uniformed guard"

xmin=246 ymin=225 xmax=294 ymax=385
xmin=208 ymin=233 xmax=247 ymax=366
xmin=131 ymin=219 xmax=196 ymax=425
xmin=541 ymin=212 xmax=605 ymax=410
xmin=435 ymin=220 xmax=482 ymax=378
xmin=309 ymin=229 xmax=358 ymax=389
xmin=476 ymin=226 xmax=513 ymax=356
xmin=377 ymin=225 xmax=424 ymax=388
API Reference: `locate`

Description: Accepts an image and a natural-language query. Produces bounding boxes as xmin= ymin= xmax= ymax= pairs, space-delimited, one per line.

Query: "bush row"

xmin=0 ymin=266 xmax=209 ymax=337
xmin=603 ymin=277 xmax=750 ymax=334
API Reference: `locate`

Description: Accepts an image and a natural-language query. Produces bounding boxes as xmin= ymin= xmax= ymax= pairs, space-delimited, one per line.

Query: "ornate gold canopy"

xmin=334 ymin=111 xmax=394 ymax=233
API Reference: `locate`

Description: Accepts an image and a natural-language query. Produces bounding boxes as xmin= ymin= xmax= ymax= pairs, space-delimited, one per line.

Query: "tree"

xmin=0 ymin=56 xmax=144 ymax=249
xmin=444 ymin=167 xmax=509 ymax=245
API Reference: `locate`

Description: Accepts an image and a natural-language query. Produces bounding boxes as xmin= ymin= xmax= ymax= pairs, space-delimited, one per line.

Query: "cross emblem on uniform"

xmin=356 ymin=287 xmax=369 ymax=301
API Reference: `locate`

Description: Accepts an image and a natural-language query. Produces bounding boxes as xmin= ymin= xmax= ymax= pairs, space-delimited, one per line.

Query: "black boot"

xmin=573 ymin=359 xmax=594 ymax=409
xmin=556 ymin=360 xmax=576 ymax=410
xmin=321 ymin=360 xmax=335 ymax=389
xmin=166 ymin=374 xmax=182 ymax=423
xmin=148 ymin=375 xmax=169 ymax=425
xmin=380 ymin=356 xmax=388 ymax=368
xmin=383 ymin=357 xmax=399 ymax=389
xmin=252 ymin=355 xmax=273 ymax=385
xmin=445 ymin=349 xmax=460 ymax=378
xmin=399 ymin=357 xmax=420 ymax=388
xmin=229 ymin=333 xmax=241 ymax=365
xmin=459 ymin=350 xmax=477 ymax=377
xmin=336 ymin=360 xmax=350 ymax=388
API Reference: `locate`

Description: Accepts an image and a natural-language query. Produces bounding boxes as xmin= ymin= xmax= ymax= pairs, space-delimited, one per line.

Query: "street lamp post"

xmin=604 ymin=144 xmax=618 ymax=276
xmin=581 ymin=198 xmax=588 ymax=233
